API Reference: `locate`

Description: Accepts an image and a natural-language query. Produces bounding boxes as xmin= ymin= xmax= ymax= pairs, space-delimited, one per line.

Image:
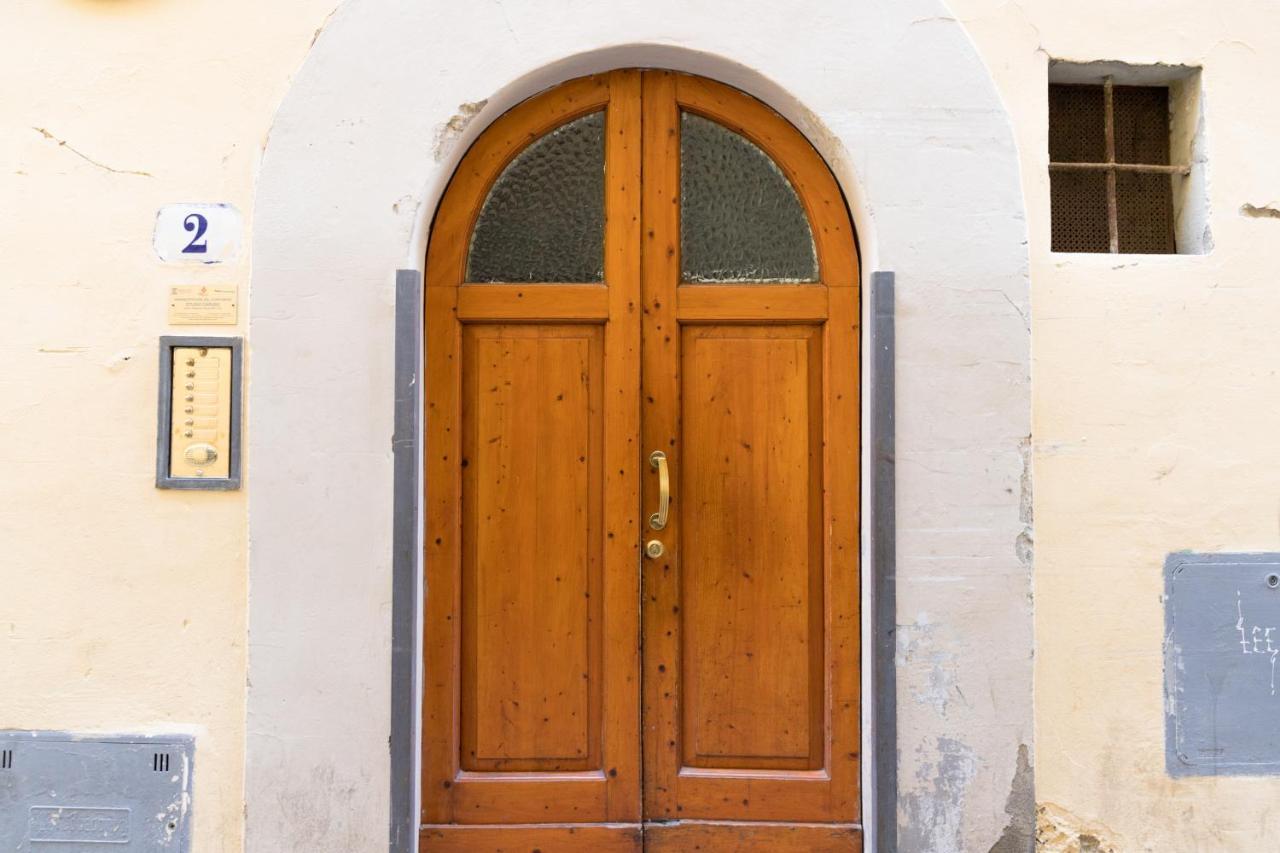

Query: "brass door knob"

xmin=645 ymin=540 xmax=665 ymax=559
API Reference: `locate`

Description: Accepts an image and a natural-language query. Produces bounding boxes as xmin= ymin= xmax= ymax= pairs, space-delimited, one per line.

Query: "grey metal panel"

xmin=870 ymin=271 xmax=897 ymax=850
xmin=0 ymin=731 xmax=193 ymax=851
xmin=1165 ymin=552 xmax=1280 ymax=776
xmin=155 ymin=335 xmax=243 ymax=490
xmin=389 ymin=270 xmax=421 ymax=852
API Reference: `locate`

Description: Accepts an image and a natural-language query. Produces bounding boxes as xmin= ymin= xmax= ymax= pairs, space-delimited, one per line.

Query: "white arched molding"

xmin=248 ymin=2 xmax=1031 ymax=850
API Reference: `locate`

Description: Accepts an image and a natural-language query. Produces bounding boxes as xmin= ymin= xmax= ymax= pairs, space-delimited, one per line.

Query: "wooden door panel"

xmin=640 ymin=69 xmax=861 ymax=829
xmin=449 ymin=776 xmax=608 ymax=823
xmin=461 ymin=325 xmax=603 ymax=771
xmin=423 ymin=71 xmax=642 ymax=833
xmin=681 ymin=326 xmax=824 ymax=770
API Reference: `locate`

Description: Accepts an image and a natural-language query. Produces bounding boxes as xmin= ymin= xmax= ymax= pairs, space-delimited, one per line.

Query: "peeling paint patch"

xmin=898 ymin=614 xmax=962 ymax=716
xmin=987 ymin=744 xmax=1034 ymax=853
xmin=309 ymin=3 xmax=341 ymax=49
xmin=433 ymin=101 xmax=488 ymax=163
xmin=900 ymin=737 xmax=977 ymax=853
xmin=1036 ymin=803 xmax=1122 ymax=853
xmin=104 ymin=350 xmax=135 ymax=372
xmin=392 ymin=194 xmax=415 ymax=217
xmin=1241 ymin=203 xmax=1280 ymax=219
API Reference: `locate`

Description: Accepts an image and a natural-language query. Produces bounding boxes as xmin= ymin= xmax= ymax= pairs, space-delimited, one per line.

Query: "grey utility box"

xmin=0 ymin=731 xmax=193 ymax=851
xmin=1165 ymin=553 xmax=1280 ymax=776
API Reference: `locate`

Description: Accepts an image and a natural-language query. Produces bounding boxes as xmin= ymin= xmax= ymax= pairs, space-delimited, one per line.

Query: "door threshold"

xmin=420 ymin=822 xmax=642 ymax=851
xmin=643 ymin=820 xmax=862 ymax=851
xmin=420 ymin=820 xmax=862 ymax=851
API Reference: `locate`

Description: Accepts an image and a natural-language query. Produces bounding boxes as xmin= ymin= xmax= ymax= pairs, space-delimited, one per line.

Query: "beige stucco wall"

xmin=3 ymin=0 xmax=1280 ymax=851
xmin=952 ymin=1 xmax=1280 ymax=849
xmin=0 ymin=2 xmax=335 ymax=850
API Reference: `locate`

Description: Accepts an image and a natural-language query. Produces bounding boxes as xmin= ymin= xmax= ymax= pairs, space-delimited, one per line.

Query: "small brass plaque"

xmin=168 ymin=285 xmax=237 ymax=325
xmin=169 ymin=346 xmax=232 ymax=479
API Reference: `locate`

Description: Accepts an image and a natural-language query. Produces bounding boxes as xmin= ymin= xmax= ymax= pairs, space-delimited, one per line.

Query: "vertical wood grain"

xmin=460 ymin=327 xmax=601 ymax=771
xmin=423 ymin=281 xmax=461 ymax=824
xmin=680 ymin=327 xmax=824 ymax=769
xmin=640 ymin=71 xmax=862 ymax=828
xmin=640 ymin=69 xmax=683 ymax=821
xmin=600 ymin=68 xmax=644 ymax=822
xmin=423 ymin=70 xmax=641 ymax=827
xmin=424 ymin=69 xmax=860 ymax=841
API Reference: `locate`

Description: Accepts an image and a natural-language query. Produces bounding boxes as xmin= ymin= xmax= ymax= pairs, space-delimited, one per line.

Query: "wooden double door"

xmin=422 ymin=70 xmax=861 ymax=851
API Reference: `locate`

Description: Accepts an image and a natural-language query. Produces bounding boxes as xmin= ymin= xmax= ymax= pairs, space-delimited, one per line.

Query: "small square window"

xmin=1049 ymin=81 xmax=1179 ymax=253
xmin=1048 ymin=62 xmax=1208 ymax=255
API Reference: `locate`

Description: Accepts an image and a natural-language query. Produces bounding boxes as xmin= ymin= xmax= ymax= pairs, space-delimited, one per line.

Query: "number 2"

xmin=182 ymin=213 xmax=209 ymax=254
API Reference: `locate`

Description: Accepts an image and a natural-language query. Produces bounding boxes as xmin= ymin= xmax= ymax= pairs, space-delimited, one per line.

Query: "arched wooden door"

xmin=422 ymin=70 xmax=861 ymax=852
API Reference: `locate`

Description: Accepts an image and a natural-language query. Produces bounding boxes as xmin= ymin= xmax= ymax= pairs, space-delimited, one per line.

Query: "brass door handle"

xmin=649 ymin=450 xmax=669 ymax=530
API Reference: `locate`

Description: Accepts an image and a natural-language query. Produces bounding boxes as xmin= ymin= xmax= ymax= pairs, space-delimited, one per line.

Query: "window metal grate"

xmin=1049 ymin=79 xmax=1184 ymax=253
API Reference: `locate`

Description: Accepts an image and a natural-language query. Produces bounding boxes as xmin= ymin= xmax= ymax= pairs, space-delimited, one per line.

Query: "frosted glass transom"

xmin=680 ymin=112 xmax=817 ymax=283
xmin=466 ymin=111 xmax=605 ymax=283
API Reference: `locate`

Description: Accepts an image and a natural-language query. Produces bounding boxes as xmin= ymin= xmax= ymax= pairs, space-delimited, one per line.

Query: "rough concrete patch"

xmin=1017 ymin=435 xmax=1034 ymax=568
xmin=433 ymin=101 xmax=488 ymax=163
xmin=899 ymin=737 xmax=978 ymax=853
xmin=1015 ymin=529 xmax=1034 ymax=568
xmin=987 ymin=744 xmax=1034 ymax=853
xmin=1241 ymin=203 xmax=1280 ymax=219
xmin=1036 ymin=803 xmax=1122 ymax=853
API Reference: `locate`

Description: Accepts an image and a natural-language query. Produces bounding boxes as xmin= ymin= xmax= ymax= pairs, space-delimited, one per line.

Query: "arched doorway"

xmin=421 ymin=69 xmax=860 ymax=850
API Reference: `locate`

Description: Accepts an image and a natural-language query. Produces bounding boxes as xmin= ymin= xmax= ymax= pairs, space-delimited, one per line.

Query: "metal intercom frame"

xmin=156 ymin=335 xmax=242 ymax=490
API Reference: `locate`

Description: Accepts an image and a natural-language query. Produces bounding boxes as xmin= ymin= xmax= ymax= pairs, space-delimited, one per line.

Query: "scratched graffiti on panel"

xmin=1165 ymin=553 xmax=1280 ymax=776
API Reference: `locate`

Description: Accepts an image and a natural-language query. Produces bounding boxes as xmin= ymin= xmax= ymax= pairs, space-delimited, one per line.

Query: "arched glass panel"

xmin=466 ymin=111 xmax=605 ymax=282
xmin=680 ymin=112 xmax=818 ymax=283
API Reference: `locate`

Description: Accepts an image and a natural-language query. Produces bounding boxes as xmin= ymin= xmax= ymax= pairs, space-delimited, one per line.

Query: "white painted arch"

xmin=248 ymin=2 xmax=1031 ymax=850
